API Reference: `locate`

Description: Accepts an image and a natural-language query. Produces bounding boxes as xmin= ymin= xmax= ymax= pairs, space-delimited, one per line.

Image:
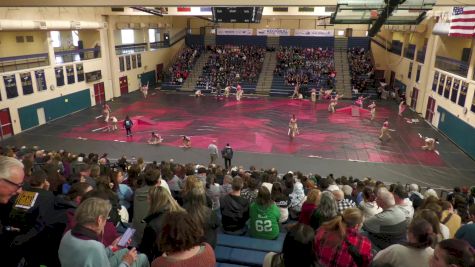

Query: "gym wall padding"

xmin=18 ymin=89 xmax=91 ymax=131
xmin=437 ymin=106 xmax=475 ymax=159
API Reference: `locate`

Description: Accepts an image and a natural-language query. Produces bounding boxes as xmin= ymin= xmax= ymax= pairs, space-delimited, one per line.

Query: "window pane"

xmin=121 ymin=29 xmax=135 ymax=45
xmin=51 ymin=31 xmax=61 ymax=48
xmin=149 ymin=29 xmax=155 ymax=43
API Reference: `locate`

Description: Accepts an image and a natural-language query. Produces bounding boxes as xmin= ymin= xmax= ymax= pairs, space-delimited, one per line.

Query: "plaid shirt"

xmin=337 ymin=198 xmax=356 ymax=214
xmin=314 ymin=227 xmax=373 ymax=267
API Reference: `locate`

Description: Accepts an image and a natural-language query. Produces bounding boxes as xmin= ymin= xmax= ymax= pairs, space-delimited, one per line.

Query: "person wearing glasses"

xmin=0 ymin=156 xmax=24 ymax=204
xmin=0 ymin=156 xmax=25 ymax=266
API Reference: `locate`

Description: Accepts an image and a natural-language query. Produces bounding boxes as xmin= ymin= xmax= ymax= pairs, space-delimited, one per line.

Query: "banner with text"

xmin=216 ymin=28 xmax=253 ymax=36
xmin=20 ymin=72 xmax=33 ymax=95
xmin=256 ymin=28 xmax=290 ymax=36
xmin=294 ymin=29 xmax=334 ymax=37
xmin=3 ymin=74 xmax=18 ymax=99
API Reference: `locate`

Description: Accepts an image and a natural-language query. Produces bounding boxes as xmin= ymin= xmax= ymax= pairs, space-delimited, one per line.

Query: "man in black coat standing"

xmin=221 ymin=144 xmax=234 ymax=170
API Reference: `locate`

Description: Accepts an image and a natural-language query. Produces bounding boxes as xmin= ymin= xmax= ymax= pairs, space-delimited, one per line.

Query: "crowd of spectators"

xmin=163 ymin=46 xmax=201 ymax=85
xmin=196 ymin=45 xmax=266 ymax=88
xmin=348 ymin=47 xmax=375 ymax=94
xmin=0 ymin=145 xmax=474 ymax=267
xmin=274 ymin=46 xmax=336 ymax=89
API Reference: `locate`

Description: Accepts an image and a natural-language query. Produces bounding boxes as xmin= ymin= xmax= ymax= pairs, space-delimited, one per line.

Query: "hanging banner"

xmin=76 ymin=64 xmax=85 ymax=82
xmin=458 ymin=81 xmax=468 ymax=107
xmin=444 ymin=76 xmax=452 ymax=99
xmin=294 ymin=29 xmax=334 ymax=37
xmin=66 ymin=65 xmax=75 ymax=84
xmin=132 ymin=54 xmax=137 ymax=69
xmin=3 ymin=74 xmax=18 ymax=99
xmin=216 ymin=28 xmax=253 ymax=36
xmin=119 ymin=57 xmax=125 ymax=72
xmin=451 ymin=79 xmax=460 ymax=103
xmin=137 ymin=54 xmax=142 ymax=68
xmin=55 ymin=66 xmax=65 ymax=87
xmin=432 ymin=71 xmax=439 ymax=92
xmin=35 ymin=70 xmax=47 ymax=91
xmin=256 ymin=28 xmax=290 ymax=36
xmin=20 ymin=72 xmax=33 ymax=95
xmin=126 ymin=55 xmax=131 ymax=70
xmin=438 ymin=74 xmax=445 ymax=95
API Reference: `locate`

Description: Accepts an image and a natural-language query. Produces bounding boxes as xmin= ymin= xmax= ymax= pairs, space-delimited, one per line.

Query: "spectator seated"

xmin=161 ymin=46 xmax=202 ymax=90
xmin=271 ymin=46 xmax=335 ymax=97
xmin=348 ymin=47 xmax=378 ymax=99
xmin=195 ymin=45 xmax=265 ymax=94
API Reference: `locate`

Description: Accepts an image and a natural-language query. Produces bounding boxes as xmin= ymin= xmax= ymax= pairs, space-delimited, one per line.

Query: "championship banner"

xmin=432 ymin=72 xmax=439 ymax=92
xmin=20 ymin=72 xmax=33 ymax=95
xmin=451 ymin=79 xmax=460 ymax=103
xmin=119 ymin=57 xmax=125 ymax=72
xmin=458 ymin=81 xmax=468 ymax=107
xmin=55 ymin=66 xmax=65 ymax=87
xmin=137 ymin=54 xmax=142 ymax=68
xmin=216 ymin=28 xmax=253 ymax=36
xmin=294 ymin=29 xmax=334 ymax=37
xmin=256 ymin=28 xmax=290 ymax=36
xmin=438 ymin=74 xmax=445 ymax=95
xmin=76 ymin=64 xmax=85 ymax=82
xmin=132 ymin=54 xmax=137 ymax=69
xmin=66 ymin=65 xmax=75 ymax=84
xmin=3 ymin=74 xmax=18 ymax=99
xmin=126 ymin=55 xmax=131 ymax=70
xmin=444 ymin=77 xmax=452 ymax=98
xmin=35 ymin=70 xmax=47 ymax=91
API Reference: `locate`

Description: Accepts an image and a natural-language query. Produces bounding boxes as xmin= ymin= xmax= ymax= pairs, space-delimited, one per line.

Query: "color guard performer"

xmin=398 ymin=100 xmax=406 ymax=116
xmin=195 ymin=89 xmax=203 ymax=97
xmin=310 ymin=88 xmax=317 ymax=103
xmin=141 ymin=82 xmax=149 ymax=99
xmin=355 ymin=96 xmax=367 ymax=108
xmin=379 ymin=119 xmax=392 ymax=141
xmin=236 ymin=83 xmax=243 ymax=101
xmin=181 ymin=135 xmax=192 ymax=148
xmin=288 ymin=114 xmax=299 ymax=138
xmin=422 ymin=137 xmax=438 ymax=151
xmin=328 ymin=97 xmax=337 ymax=113
xmin=368 ymin=101 xmax=376 ymax=121
xmin=148 ymin=131 xmax=163 ymax=145
xmin=102 ymin=103 xmax=111 ymax=122
xmin=109 ymin=116 xmax=118 ymax=131
xmin=291 ymin=83 xmax=300 ymax=99
xmin=224 ymin=84 xmax=231 ymax=98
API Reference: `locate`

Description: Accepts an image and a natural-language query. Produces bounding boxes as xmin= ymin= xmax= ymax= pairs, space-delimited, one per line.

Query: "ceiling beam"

xmin=368 ymin=0 xmax=405 ymax=37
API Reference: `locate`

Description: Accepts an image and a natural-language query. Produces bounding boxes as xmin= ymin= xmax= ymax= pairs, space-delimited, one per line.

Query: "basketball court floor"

xmin=2 ymin=89 xmax=474 ymax=189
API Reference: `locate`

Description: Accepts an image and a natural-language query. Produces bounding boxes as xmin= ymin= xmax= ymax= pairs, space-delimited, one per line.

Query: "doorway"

xmin=94 ymin=82 xmax=106 ymax=105
xmin=119 ymin=76 xmax=128 ymax=96
xmin=36 ymin=108 xmax=46 ymax=125
xmin=156 ymin=64 xmax=164 ymax=82
xmin=425 ymin=97 xmax=436 ymax=124
xmin=0 ymin=108 xmax=13 ymax=140
xmin=410 ymin=88 xmax=419 ymax=110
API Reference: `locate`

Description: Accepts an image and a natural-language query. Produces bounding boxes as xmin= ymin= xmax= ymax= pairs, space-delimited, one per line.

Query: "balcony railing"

xmin=150 ymin=41 xmax=170 ymax=50
xmin=115 ymin=43 xmax=147 ymax=55
xmin=0 ymin=53 xmax=49 ymax=73
xmin=54 ymin=48 xmax=101 ymax=64
xmin=435 ymin=56 xmax=469 ymax=78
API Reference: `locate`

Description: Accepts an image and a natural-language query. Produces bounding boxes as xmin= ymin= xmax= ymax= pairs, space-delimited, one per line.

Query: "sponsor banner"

xmin=256 ymin=28 xmax=290 ymax=36
xmin=20 ymin=72 xmax=33 ymax=95
xmin=35 ymin=70 xmax=47 ymax=91
xmin=3 ymin=74 xmax=18 ymax=99
xmin=294 ymin=29 xmax=334 ymax=37
xmin=216 ymin=28 xmax=253 ymax=36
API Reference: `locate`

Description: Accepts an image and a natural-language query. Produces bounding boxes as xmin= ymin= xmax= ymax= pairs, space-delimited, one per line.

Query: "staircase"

xmin=333 ymin=37 xmax=352 ymax=98
xmin=267 ymin=36 xmax=280 ymax=49
xmin=180 ymin=51 xmax=209 ymax=91
xmin=255 ymin=51 xmax=277 ymax=95
xmin=204 ymin=34 xmax=216 ymax=47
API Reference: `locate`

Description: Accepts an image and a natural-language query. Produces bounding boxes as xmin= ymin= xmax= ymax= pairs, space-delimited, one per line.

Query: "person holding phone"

xmin=59 ymin=197 xmax=149 ymax=267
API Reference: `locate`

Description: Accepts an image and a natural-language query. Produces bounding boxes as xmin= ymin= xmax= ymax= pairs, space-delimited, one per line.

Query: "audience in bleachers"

xmin=196 ymin=45 xmax=266 ymax=89
xmin=163 ymin=46 xmax=201 ymax=85
xmin=348 ymin=47 xmax=375 ymax=94
xmin=275 ymin=46 xmax=335 ymax=90
xmin=1 ymin=147 xmax=475 ymax=267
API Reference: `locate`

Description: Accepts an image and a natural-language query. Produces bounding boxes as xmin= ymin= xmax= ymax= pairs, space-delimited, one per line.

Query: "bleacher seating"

xmin=215 ymin=232 xmax=285 ymax=266
xmin=161 ymin=46 xmax=202 ymax=91
xmin=348 ymin=47 xmax=378 ymax=99
xmin=347 ymin=37 xmax=371 ymax=50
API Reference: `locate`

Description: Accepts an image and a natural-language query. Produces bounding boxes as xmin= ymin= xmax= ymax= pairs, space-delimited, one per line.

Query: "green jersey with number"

xmin=249 ymin=202 xmax=280 ymax=240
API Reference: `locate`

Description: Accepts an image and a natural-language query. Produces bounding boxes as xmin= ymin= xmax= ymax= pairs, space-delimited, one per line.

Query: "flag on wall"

xmin=449 ymin=6 xmax=475 ymax=37
xmin=177 ymin=6 xmax=191 ymax=12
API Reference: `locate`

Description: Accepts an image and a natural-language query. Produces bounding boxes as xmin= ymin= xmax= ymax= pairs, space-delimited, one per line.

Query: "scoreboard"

xmin=212 ymin=7 xmax=263 ymax=23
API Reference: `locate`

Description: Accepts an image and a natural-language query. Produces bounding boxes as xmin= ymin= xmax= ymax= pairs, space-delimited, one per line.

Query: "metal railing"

xmin=0 ymin=53 xmax=49 ymax=73
xmin=435 ymin=56 xmax=469 ymax=78
xmin=115 ymin=43 xmax=147 ymax=55
xmin=54 ymin=48 xmax=101 ymax=64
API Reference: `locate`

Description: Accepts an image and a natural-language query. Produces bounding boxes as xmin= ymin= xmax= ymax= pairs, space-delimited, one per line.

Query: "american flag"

xmin=449 ymin=6 xmax=475 ymax=37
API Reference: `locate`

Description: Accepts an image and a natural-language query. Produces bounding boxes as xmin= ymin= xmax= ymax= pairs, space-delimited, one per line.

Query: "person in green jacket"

xmin=250 ymin=186 xmax=281 ymax=240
